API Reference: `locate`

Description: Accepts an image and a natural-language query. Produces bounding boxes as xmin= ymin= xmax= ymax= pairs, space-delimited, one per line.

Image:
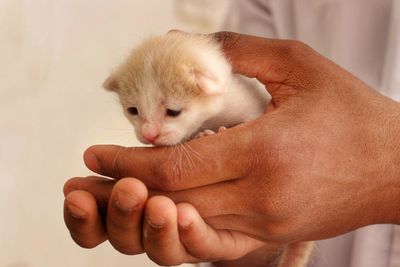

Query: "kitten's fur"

xmin=104 ymin=32 xmax=313 ymax=266
xmin=104 ymin=32 xmax=266 ymax=145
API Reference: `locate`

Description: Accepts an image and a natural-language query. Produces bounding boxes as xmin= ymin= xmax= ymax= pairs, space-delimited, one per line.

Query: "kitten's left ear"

xmin=194 ymin=69 xmax=226 ymax=95
xmin=103 ymin=76 xmax=120 ymax=91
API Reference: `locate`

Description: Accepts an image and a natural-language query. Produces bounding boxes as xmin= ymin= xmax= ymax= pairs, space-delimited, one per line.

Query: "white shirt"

xmin=202 ymin=1 xmax=400 ymax=267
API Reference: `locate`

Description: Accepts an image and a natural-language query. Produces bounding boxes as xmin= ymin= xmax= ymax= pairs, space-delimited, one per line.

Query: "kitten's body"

xmin=104 ymin=33 xmax=267 ymax=145
xmin=199 ymin=75 xmax=267 ymax=131
xmin=104 ymin=33 xmax=313 ymax=267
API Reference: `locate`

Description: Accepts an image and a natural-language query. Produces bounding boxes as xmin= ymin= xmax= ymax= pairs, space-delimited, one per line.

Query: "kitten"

xmin=103 ymin=32 xmax=267 ymax=146
xmin=103 ymin=32 xmax=313 ymax=267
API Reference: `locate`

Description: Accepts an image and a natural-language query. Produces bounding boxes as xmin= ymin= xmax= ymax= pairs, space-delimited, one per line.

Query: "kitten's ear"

xmin=103 ymin=76 xmax=119 ymax=91
xmin=194 ymin=69 xmax=226 ymax=95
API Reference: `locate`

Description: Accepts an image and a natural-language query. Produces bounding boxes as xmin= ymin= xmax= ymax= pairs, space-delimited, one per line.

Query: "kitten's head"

xmin=104 ymin=33 xmax=231 ymax=146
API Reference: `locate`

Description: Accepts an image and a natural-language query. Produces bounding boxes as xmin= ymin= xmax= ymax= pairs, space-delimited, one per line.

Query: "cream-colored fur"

xmin=104 ymin=33 xmax=267 ymax=145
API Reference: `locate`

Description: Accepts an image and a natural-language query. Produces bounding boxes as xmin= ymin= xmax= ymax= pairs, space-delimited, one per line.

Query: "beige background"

xmin=0 ymin=1 xmax=229 ymax=266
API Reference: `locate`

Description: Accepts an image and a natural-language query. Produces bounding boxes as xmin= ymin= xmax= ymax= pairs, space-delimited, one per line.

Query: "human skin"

xmin=64 ymin=32 xmax=400 ymax=266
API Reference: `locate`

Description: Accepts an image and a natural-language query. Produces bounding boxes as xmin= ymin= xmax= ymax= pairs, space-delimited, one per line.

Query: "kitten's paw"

xmin=195 ymin=127 xmax=227 ymax=139
xmin=218 ymin=126 xmax=227 ymax=133
xmin=195 ymin=129 xmax=216 ymax=138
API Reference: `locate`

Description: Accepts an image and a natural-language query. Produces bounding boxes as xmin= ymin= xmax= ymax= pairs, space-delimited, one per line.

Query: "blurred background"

xmin=0 ymin=1 xmax=230 ymax=266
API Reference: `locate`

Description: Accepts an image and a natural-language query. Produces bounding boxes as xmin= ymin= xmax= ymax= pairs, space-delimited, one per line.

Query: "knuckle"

xmin=212 ymin=31 xmax=241 ymax=51
xmin=277 ymin=40 xmax=314 ymax=63
xmin=288 ymin=39 xmax=307 ymax=50
xmin=282 ymin=40 xmax=308 ymax=54
xmin=257 ymin=197 xmax=282 ymax=219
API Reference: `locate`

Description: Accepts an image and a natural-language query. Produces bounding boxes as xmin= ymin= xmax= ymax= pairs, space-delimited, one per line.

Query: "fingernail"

xmin=114 ymin=189 xmax=139 ymax=212
xmin=67 ymin=203 xmax=86 ymax=219
xmin=178 ymin=219 xmax=193 ymax=230
xmin=167 ymin=29 xmax=185 ymax=34
xmin=84 ymin=151 xmax=100 ymax=173
xmin=147 ymin=215 xmax=166 ymax=229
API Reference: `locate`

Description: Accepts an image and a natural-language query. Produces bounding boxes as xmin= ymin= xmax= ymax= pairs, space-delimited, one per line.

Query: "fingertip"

xmin=64 ymin=190 xmax=93 ymax=219
xmin=176 ymin=203 xmax=198 ymax=230
xmin=146 ymin=196 xmax=176 ymax=227
xmin=84 ymin=144 xmax=126 ymax=171
xmin=65 ymin=201 xmax=87 ymax=219
xmin=83 ymin=146 xmax=100 ymax=173
xmin=106 ymin=177 xmax=147 ymax=255
xmin=64 ymin=190 xmax=106 ymax=248
xmin=176 ymin=203 xmax=220 ymax=260
xmin=146 ymin=195 xmax=176 ymax=210
xmin=113 ymin=178 xmax=148 ymax=212
xmin=115 ymin=178 xmax=148 ymax=198
xmin=143 ymin=196 xmax=193 ymax=265
xmin=83 ymin=144 xmax=130 ymax=178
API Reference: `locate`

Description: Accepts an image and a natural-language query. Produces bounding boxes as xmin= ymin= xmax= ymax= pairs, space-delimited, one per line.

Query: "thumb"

xmin=83 ymin=123 xmax=255 ymax=191
xmin=211 ymin=32 xmax=317 ymax=105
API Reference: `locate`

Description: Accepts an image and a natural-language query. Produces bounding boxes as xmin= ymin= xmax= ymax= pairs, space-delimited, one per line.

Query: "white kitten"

xmin=103 ymin=32 xmax=267 ymax=146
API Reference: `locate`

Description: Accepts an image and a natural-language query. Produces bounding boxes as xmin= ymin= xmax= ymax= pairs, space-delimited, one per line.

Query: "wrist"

xmin=366 ymin=98 xmax=400 ymax=225
xmin=385 ymin=102 xmax=400 ymax=224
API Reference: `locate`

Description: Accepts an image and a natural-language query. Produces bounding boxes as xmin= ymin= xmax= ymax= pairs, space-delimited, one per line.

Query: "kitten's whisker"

xmin=180 ymin=143 xmax=200 ymax=177
xmin=165 ymin=145 xmax=177 ymax=166
xmin=174 ymin=145 xmax=184 ymax=184
xmin=184 ymin=143 xmax=207 ymax=163
xmin=184 ymin=145 xmax=198 ymax=174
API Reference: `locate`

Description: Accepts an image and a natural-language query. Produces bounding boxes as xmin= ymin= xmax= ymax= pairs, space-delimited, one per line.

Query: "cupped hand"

xmin=81 ymin=32 xmax=400 ymax=243
xmin=64 ymin=177 xmax=277 ymax=266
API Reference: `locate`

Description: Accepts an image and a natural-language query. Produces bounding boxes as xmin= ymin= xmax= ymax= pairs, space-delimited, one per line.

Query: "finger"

xmin=211 ymin=31 xmax=316 ymax=100
xmin=84 ymin=126 xmax=254 ymax=190
xmin=153 ymin=181 xmax=244 ymax=218
xmin=203 ymin=214 xmax=276 ymax=242
xmin=211 ymin=31 xmax=297 ymax=81
xmin=64 ymin=190 xmax=107 ymax=248
xmin=107 ymin=178 xmax=148 ymax=255
xmin=64 ymin=176 xmax=115 ymax=210
xmin=168 ymin=30 xmax=294 ymax=85
xmin=143 ymin=196 xmax=197 ymax=265
xmin=176 ymin=203 xmax=265 ymax=261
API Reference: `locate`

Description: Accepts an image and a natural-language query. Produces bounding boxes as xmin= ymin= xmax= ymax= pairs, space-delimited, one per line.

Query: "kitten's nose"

xmin=142 ymin=123 xmax=159 ymax=143
xmin=143 ymin=132 xmax=159 ymax=143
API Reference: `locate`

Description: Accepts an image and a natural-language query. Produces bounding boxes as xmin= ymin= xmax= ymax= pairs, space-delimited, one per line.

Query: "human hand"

xmin=81 ymin=32 xmax=400 ymax=245
xmin=64 ymin=177 xmax=279 ymax=266
xmin=64 ymin=32 xmax=400 ymax=266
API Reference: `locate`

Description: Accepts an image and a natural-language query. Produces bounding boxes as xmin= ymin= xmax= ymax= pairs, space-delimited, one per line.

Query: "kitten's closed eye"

xmin=127 ymin=107 xmax=138 ymax=115
xmin=166 ymin=109 xmax=181 ymax=117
